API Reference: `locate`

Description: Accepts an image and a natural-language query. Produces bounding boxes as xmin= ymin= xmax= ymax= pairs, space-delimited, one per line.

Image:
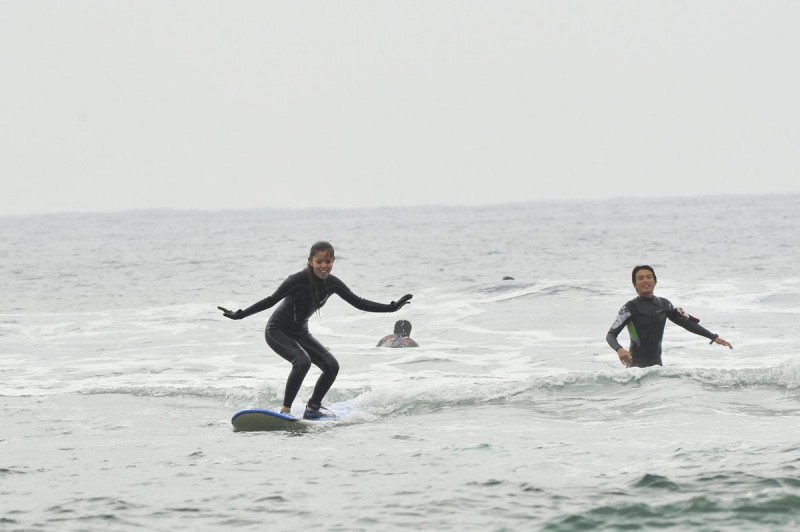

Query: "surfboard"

xmin=231 ymin=408 xmax=335 ymax=432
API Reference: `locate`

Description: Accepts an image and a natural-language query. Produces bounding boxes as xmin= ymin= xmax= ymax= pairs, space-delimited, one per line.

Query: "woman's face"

xmin=309 ymin=250 xmax=334 ymax=279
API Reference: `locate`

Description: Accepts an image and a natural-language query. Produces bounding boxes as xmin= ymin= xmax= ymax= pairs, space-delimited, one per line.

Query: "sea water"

xmin=1 ymin=195 xmax=799 ymax=531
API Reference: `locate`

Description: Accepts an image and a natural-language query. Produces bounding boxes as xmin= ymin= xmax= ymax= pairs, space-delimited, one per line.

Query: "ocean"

xmin=1 ymin=195 xmax=799 ymax=531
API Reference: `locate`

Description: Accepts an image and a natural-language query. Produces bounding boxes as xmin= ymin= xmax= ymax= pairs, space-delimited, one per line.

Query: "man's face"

xmin=633 ymin=269 xmax=656 ymax=298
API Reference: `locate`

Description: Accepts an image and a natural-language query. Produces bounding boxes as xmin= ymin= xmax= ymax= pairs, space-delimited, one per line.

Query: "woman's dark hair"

xmin=308 ymin=241 xmax=335 ymax=262
xmin=631 ymin=265 xmax=657 ymax=285
xmin=306 ymin=241 xmax=335 ymax=307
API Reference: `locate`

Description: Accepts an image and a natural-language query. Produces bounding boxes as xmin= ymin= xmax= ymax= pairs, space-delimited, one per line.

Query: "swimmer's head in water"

xmin=394 ymin=320 xmax=412 ymax=336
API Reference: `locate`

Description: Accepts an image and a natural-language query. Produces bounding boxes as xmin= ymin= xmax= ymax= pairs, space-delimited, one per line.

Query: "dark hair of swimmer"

xmin=394 ymin=320 xmax=412 ymax=336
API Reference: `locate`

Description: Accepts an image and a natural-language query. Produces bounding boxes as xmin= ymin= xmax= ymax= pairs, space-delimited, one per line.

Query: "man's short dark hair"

xmin=394 ymin=320 xmax=412 ymax=336
xmin=632 ymin=265 xmax=657 ymax=285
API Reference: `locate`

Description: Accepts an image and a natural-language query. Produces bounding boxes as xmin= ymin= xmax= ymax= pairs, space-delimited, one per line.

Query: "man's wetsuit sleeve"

xmin=330 ymin=277 xmax=395 ymax=312
xmin=667 ymin=306 xmax=717 ymax=341
xmin=606 ymin=304 xmax=631 ymax=352
xmin=238 ymin=274 xmax=298 ymax=318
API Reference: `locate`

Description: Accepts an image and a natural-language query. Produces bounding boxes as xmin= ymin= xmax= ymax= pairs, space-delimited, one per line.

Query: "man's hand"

xmin=617 ymin=348 xmax=632 ymax=367
xmin=713 ymin=337 xmax=733 ymax=349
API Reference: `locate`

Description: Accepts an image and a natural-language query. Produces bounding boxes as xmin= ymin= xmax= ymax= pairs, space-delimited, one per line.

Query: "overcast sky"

xmin=2 ymin=1 xmax=798 ymax=215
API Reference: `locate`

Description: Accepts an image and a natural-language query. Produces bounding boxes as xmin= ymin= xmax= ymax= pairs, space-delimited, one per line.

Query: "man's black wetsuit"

xmin=606 ymin=296 xmax=718 ymax=367
xmin=238 ymin=270 xmax=397 ymax=409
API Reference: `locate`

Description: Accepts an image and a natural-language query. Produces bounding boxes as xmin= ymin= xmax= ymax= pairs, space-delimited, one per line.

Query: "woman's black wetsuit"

xmin=237 ymin=270 xmax=397 ymax=409
xmin=606 ymin=296 xmax=718 ymax=367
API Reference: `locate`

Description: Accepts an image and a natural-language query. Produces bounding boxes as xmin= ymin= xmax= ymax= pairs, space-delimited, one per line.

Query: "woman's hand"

xmin=218 ymin=306 xmax=244 ymax=320
xmin=391 ymin=294 xmax=413 ymax=311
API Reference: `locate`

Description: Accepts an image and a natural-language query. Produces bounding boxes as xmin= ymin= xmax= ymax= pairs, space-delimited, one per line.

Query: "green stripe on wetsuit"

xmin=626 ymin=322 xmax=639 ymax=342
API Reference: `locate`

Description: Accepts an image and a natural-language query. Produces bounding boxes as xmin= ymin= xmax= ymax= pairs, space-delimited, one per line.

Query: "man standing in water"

xmin=606 ymin=265 xmax=733 ymax=367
